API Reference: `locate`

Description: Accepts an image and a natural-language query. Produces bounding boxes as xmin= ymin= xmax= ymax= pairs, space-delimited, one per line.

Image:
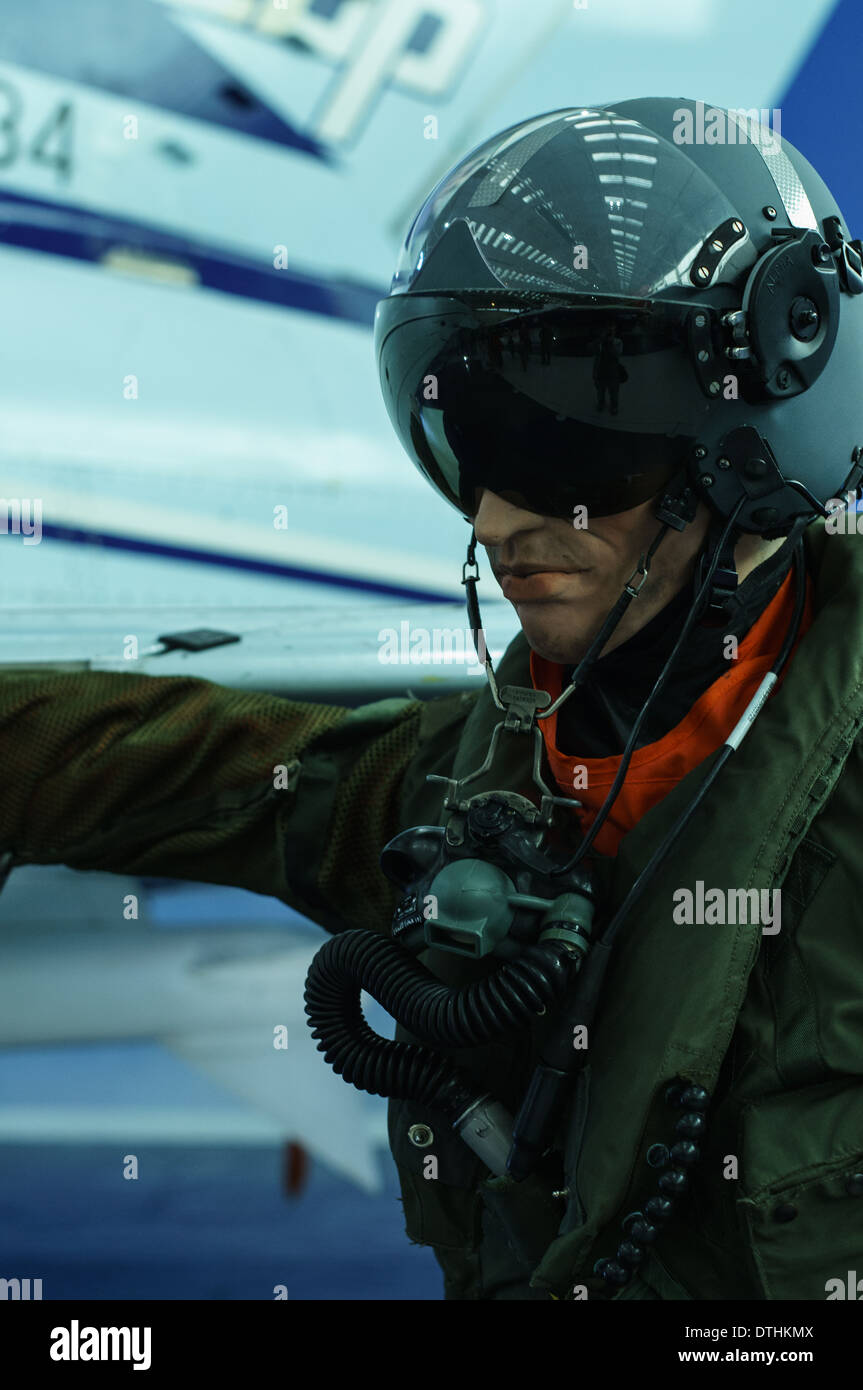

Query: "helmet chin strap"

xmin=455 ymin=517 xmax=674 ymax=828
xmin=692 ymin=511 xmax=741 ymax=622
xmin=463 ymin=516 xmax=673 ymax=722
xmin=692 ymin=508 xmax=813 ymax=628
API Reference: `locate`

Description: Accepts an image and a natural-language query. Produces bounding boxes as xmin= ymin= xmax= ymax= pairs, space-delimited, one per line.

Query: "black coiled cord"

xmin=304 ymin=929 xmax=576 ymax=1107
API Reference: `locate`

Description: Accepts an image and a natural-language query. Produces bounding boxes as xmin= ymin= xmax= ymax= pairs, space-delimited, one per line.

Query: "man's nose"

xmin=472 ymin=488 xmax=543 ymax=546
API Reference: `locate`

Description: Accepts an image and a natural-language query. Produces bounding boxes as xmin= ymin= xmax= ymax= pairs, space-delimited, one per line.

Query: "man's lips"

xmin=496 ymin=566 xmax=589 ymax=577
xmin=497 ymin=567 xmax=590 ymax=600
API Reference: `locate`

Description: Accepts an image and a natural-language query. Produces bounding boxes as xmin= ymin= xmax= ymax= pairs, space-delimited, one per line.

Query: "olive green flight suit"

xmin=1 ymin=515 xmax=861 ymax=1299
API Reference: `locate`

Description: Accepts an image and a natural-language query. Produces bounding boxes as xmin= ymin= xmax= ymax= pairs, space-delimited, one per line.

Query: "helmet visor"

xmin=376 ymin=289 xmax=720 ymax=520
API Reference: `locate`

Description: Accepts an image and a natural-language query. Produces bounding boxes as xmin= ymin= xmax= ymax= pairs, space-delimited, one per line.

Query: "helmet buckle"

xmin=822 ymin=215 xmax=863 ymax=296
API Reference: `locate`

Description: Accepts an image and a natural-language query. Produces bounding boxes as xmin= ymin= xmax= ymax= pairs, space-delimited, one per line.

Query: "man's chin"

xmin=517 ymin=614 xmax=593 ymax=668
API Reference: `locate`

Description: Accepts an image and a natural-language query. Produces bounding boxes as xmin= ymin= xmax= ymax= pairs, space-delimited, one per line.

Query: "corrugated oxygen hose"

xmin=304 ymin=928 xmax=574 ymax=1108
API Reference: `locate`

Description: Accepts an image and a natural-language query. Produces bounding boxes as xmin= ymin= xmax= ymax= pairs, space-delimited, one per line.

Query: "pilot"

xmin=2 ymin=98 xmax=863 ymax=1301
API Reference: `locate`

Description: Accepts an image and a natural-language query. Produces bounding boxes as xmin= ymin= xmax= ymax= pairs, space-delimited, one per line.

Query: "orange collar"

xmin=529 ymin=566 xmax=813 ymax=857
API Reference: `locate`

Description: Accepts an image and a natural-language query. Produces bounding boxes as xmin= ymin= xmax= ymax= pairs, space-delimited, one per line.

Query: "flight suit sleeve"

xmin=0 ymin=667 xmax=447 ymax=936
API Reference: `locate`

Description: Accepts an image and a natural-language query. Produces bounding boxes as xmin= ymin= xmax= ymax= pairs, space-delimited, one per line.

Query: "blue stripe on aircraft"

xmin=777 ymin=0 xmax=862 ymax=237
xmin=0 ymin=189 xmax=383 ymax=326
xmin=0 ymin=0 xmax=330 ymax=161
xmin=40 ymin=522 xmax=463 ymax=605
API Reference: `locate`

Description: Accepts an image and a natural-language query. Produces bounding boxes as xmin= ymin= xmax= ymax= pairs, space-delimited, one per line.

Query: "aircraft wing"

xmin=0 ymin=925 xmax=392 ymax=1191
xmin=0 ymin=599 xmax=521 ymax=702
xmin=163 ymin=1025 xmax=383 ymax=1192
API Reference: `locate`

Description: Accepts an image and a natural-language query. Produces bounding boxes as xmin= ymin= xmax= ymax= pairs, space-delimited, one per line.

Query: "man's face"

xmin=473 ymin=487 xmax=714 ymax=666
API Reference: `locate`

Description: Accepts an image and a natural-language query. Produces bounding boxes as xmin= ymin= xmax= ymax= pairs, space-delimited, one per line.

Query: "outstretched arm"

xmin=0 ymin=668 xmax=440 ymax=935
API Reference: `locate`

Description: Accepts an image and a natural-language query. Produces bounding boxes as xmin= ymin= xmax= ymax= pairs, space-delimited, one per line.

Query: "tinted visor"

xmin=375 ymin=288 xmax=716 ymax=520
